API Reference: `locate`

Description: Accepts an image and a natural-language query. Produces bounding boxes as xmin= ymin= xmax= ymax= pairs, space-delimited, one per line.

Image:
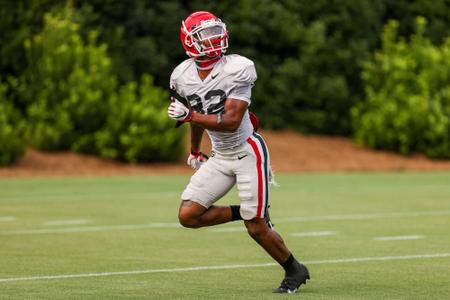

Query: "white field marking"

xmin=0 ymin=252 xmax=449 ymax=283
xmin=1 ymin=210 xmax=450 ymax=236
xmin=5 ymin=191 xmax=180 ymax=201
xmin=44 ymin=219 xmax=90 ymax=226
xmin=291 ymin=231 xmax=338 ymax=237
xmin=374 ymin=235 xmax=425 ymax=241
xmin=0 ymin=216 xmax=16 ymax=222
xmin=210 ymin=227 xmax=247 ymax=233
xmin=276 ymin=210 xmax=450 ymax=223
xmin=0 ymin=223 xmax=181 ymax=236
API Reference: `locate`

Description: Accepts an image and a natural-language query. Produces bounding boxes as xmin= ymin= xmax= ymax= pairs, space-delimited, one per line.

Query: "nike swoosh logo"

xmin=211 ymin=73 xmax=218 ymax=79
xmin=177 ymin=111 xmax=187 ymax=119
xmin=237 ymin=154 xmax=248 ymax=160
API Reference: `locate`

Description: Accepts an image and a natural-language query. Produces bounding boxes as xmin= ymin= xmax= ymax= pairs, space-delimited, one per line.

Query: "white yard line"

xmin=1 ymin=210 xmax=449 ymax=236
xmin=3 ymin=191 xmax=180 ymax=201
xmin=374 ymin=235 xmax=424 ymax=241
xmin=0 ymin=253 xmax=449 ymax=283
xmin=45 ymin=219 xmax=90 ymax=226
xmin=0 ymin=223 xmax=181 ymax=235
xmin=291 ymin=231 xmax=338 ymax=237
xmin=276 ymin=210 xmax=450 ymax=223
xmin=0 ymin=216 xmax=16 ymax=222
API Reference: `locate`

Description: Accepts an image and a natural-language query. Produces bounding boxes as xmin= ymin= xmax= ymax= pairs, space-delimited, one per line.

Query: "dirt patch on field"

xmin=1 ymin=130 xmax=449 ymax=177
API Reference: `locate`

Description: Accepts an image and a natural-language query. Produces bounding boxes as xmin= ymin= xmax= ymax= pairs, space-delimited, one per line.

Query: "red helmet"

xmin=180 ymin=11 xmax=228 ymax=58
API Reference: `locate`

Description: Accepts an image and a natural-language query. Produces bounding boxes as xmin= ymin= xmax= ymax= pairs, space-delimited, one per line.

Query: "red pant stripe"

xmin=247 ymin=137 xmax=263 ymax=218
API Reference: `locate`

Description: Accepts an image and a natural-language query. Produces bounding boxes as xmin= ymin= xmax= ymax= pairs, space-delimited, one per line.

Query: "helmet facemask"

xmin=182 ymin=19 xmax=228 ymax=58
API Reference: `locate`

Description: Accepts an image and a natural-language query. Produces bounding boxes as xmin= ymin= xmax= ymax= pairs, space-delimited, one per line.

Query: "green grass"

xmin=1 ymin=172 xmax=450 ymax=299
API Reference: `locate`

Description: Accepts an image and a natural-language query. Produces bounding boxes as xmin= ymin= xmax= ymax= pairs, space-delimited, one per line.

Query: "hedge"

xmin=352 ymin=18 xmax=450 ymax=158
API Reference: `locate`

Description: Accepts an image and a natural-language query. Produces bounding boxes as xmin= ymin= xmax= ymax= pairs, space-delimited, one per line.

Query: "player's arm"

xmin=185 ymin=122 xmax=208 ymax=170
xmin=190 ymin=122 xmax=204 ymax=152
xmin=192 ymin=98 xmax=247 ymax=132
xmin=168 ymin=98 xmax=248 ymax=132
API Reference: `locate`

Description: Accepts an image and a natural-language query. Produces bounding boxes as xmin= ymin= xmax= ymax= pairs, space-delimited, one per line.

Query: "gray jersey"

xmin=170 ymin=54 xmax=257 ymax=151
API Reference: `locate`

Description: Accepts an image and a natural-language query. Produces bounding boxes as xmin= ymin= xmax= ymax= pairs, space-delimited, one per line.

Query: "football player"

xmin=168 ymin=11 xmax=310 ymax=293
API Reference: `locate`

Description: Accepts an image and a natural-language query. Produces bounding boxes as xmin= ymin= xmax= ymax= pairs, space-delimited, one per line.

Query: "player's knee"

xmin=245 ymin=221 xmax=267 ymax=241
xmin=178 ymin=210 xmax=201 ymax=229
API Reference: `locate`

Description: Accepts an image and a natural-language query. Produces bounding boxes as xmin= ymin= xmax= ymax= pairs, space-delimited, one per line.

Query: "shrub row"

xmin=0 ymin=83 xmax=26 ymax=165
xmin=8 ymin=8 xmax=184 ymax=164
xmin=353 ymin=18 xmax=450 ymax=158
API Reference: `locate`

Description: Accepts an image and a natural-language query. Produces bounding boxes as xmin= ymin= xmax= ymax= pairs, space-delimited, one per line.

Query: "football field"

xmin=1 ymin=172 xmax=450 ymax=299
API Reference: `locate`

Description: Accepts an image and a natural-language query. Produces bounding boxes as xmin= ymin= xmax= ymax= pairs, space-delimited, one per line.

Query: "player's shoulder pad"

xmin=169 ymin=58 xmax=194 ymax=88
xmin=223 ymin=54 xmax=257 ymax=84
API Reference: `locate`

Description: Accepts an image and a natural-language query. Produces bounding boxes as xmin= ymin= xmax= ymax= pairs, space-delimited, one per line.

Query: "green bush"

xmin=20 ymin=10 xmax=117 ymax=151
xmin=352 ymin=17 xmax=450 ymax=158
xmin=3 ymin=1 xmax=450 ymax=139
xmin=95 ymin=75 xmax=185 ymax=163
xmin=0 ymin=83 xmax=26 ymax=165
xmin=19 ymin=7 xmax=184 ymax=162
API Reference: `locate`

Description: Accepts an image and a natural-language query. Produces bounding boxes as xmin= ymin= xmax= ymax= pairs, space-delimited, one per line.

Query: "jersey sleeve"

xmin=225 ymin=56 xmax=257 ymax=104
xmin=169 ymin=69 xmax=178 ymax=92
xmin=169 ymin=58 xmax=192 ymax=97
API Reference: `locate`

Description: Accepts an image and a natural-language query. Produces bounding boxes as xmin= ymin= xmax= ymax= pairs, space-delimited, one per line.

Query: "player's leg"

xmin=178 ymin=156 xmax=238 ymax=228
xmin=239 ymin=132 xmax=309 ymax=293
xmin=244 ymin=218 xmax=309 ymax=293
xmin=178 ymin=200 xmax=239 ymax=228
xmin=244 ymin=218 xmax=290 ymax=261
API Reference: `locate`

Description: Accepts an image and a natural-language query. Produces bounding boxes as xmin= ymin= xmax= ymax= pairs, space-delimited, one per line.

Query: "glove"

xmin=168 ymin=98 xmax=194 ymax=122
xmin=187 ymin=150 xmax=209 ymax=170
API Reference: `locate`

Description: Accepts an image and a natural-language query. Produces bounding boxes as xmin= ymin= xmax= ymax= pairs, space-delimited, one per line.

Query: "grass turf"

xmin=0 ymin=172 xmax=450 ymax=299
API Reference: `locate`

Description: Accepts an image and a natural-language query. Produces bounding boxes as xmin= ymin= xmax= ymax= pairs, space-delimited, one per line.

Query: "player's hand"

xmin=187 ymin=150 xmax=208 ymax=170
xmin=168 ymin=99 xmax=194 ymax=122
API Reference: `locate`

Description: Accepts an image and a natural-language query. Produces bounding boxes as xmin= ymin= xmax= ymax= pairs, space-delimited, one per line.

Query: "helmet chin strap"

xmin=194 ymin=55 xmax=221 ymax=70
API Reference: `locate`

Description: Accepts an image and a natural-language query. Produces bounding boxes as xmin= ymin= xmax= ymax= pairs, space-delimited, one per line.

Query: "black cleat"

xmin=273 ymin=261 xmax=310 ymax=294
